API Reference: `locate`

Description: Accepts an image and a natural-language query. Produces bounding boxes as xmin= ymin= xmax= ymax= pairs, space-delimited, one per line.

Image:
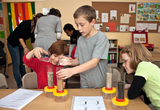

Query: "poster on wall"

xmin=0 ymin=2 xmax=5 ymax=38
xmin=133 ymin=34 xmax=146 ymax=43
xmin=137 ymin=2 xmax=160 ymax=21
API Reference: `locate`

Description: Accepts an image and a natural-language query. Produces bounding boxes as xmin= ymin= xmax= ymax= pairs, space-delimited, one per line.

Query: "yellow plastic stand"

xmin=102 ymin=87 xmax=116 ymax=94
xmin=112 ymin=97 xmax=129 ymax=106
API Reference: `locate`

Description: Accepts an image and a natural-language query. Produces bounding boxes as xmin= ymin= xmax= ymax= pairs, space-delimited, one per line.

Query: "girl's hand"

xmin=56 ymin=68 xmax=74 ymax=80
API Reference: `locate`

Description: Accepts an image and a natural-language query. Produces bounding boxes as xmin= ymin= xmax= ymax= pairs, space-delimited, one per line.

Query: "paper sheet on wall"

xmin=158 ymin=24 xmax=160 ymax=33
xmin=0 ymin=24 xmax=4 ymax=31
xmin=0 ymin=89 xmax=43 ymax=110
xmin=143 ymin=23 xmax=149 ymax=32
xmin=102 ymin=13 xmax=108 ymax=22
xmin=110 ymin=10 xmax=117 ymax=20
xmin=120 ymin=14 xmax=130 ymax=24
xmin=148 ymin=23 xmax=157 ymax=30
xmin=96 ymin=10 xmax=99 ymax=19
xmin=120 ymin=25 xmax=126 ymax=31
xmin=136 ymin=23 xmax=143 ymax=31
xmin=129 ymin=27 xmax=135 ymax=31
xmin=108 ymin=22 xmax=115 ymax=32
xmin=129 ymin=4 xmax=135 ymax=13
xmin=0 ymin=10 xmax=3 ymax=17
xmin=71 ymin=96 xmax=106 ymax=110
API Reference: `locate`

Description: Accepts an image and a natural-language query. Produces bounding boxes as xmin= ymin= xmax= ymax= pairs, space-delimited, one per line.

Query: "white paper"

xmin=148 ymin=23 xmax=157 ymax=30
xmin=134 ymin=34 xmax=146 ymax=43
xmin=94 ymin=23 xmax=102 ymax=31
xmin=120 ymin=25 xmax=126 ymax=31
xmin=0 ymin=10 xmax=3 ymax=17
xmin=0 ymin=24 xmax=4 ymax=31
xmin=96 ymin=10 xmax=99 ymax=19
xmin=120 ymin=14 xmax=130 ymax=24
xmin=129 ymin=27 xmax=135 ymax=31
xmin=129 ymin=4 xmax=135 ymax=13
xmin=42 ymin=8 xmax=51 ymax=15
xmin=142 ymin=23 xmax=148 ymax=32
xmin=0 ymin=89 xmax=43 ymax=110
xmin=71 ymin=96 xmax=106 ymax=110
xmin=101 ymin=13 xmax=108 ymax=22
xmin=158 ymin=24 xmax=160 ymax=33
xmin=136 ymin=23 xmax=143 ymax=31
xmin=110 ymin=10 xmax=117 ymax=20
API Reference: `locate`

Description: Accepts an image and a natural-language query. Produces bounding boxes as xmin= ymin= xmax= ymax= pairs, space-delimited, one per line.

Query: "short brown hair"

xmin=73 ymin=5 xmax=96 ymax=23
xmin=120 ymin=43 xmax=152 ymax=71
xmin=48 ymin=40 xmax=69 ymax=56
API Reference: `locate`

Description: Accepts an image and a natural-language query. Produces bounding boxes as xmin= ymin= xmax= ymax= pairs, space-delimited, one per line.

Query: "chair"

xmin=0 ymin=73 xmax=8 ymax=89
xmin=112 ymin=68 xmax=121 ymax=87
xmin=0 ymin=55 xmax=8 ymax=78
xmin=65 ymin=74 xmax=80 ymax=88
xmin=22 ymin=72 xmax=38 ymax=89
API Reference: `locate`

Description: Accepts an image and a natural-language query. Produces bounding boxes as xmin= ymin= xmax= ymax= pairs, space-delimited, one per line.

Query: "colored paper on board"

xmin=0 ymin=17 xmax=3 ymax=24
xmin=108 ymin=23 xmax=115 ymax=32
xmin=0 ymin=31 xmax=5 ymax=38
xmin=0 ymin=3 xmax=2 ymax=10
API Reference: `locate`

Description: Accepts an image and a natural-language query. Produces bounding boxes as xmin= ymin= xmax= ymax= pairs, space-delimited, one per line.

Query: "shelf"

xmin=108 ymin=39 xmax=118 ymax=67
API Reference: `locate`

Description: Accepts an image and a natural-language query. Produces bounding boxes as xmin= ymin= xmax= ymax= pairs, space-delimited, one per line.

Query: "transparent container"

xmin=59 ymin=55 xmax=70 ymax=66
xmin=39 ymin=51 xmax=51 ymax=62
xmin=53 ymin=89 xmax=68 ymax=103
xmin=102 ymin=66 xmax=116 ymax=99
xmin=112 ymin=81 xmax=129 ymax=110
xmin=44 ymin=86 xmax=56 ymax=98
xmin=53 ymin=66 xmax=67 ymax=102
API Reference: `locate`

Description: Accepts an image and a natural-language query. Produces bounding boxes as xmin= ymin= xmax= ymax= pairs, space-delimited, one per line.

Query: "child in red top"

xmin=23 ymin=40 xmax=69 ymax=89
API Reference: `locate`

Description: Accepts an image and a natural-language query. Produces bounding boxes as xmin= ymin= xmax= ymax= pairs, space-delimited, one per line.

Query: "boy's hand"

xmin=59 ymin=56 xmax=73 ymax=66
xmin=56 ymin=68 xmax=74 ymax=80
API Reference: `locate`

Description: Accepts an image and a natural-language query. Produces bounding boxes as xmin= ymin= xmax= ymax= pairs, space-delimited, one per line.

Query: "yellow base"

xmin=112 ymin=97 xmax=129 ymax=106
xmin=54 ymin=89 xmax=68 ymax=97
xmin=102 ymin=87 xmax=116 ymax=94
xmin=44 ymin=86 xmax=57 ymax=92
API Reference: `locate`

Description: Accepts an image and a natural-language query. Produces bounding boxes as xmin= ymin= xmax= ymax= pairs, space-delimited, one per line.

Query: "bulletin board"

xmin=136 ymin=2 xmax=160 ymax=33
xmin=92 ymin=2 xmax=137 ymax=32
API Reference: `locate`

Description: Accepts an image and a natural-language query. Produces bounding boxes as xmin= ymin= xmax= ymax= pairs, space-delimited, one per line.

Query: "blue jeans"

xmin=7 ymin=42 xmax=26 ymax=88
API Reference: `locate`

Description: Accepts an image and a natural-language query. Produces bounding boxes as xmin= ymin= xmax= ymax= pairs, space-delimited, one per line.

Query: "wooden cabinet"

xmin=108 ymin=39 xmax=118 ymax=67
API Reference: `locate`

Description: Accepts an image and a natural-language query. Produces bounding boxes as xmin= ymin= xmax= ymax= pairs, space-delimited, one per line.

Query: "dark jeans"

xmin=7 ymin=42 xmax=26 ymax=88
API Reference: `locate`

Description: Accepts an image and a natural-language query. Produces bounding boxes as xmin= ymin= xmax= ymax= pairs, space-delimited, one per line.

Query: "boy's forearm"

xmin=72 ymin=58 xmax=100 ymax=75
xmin=26 ymin=50 xmax=34 ymax=60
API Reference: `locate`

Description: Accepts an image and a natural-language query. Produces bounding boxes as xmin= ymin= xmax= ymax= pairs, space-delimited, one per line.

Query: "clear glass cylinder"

xmin=117 ymin=81 xmax=125 ymax=99
xmin=106 ymin=66 xmax=113 ymax=88
xmin=46 ymin=65 xmax=54 ymax=87
xmin=56 ymin=66 xmax=64 ymax=91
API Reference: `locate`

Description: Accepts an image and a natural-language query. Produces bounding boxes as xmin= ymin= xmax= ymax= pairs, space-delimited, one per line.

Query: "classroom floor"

xmin=0 ymin=64 xmax=155 ymax=110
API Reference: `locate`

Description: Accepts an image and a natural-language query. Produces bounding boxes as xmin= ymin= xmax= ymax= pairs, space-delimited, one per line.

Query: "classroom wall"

xmin=2 ymin=0 xmax=160 ymax=56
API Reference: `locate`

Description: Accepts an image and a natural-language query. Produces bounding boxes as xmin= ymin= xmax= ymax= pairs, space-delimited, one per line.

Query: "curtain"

xmin=7 ymin=2 xmax=35 ymax=50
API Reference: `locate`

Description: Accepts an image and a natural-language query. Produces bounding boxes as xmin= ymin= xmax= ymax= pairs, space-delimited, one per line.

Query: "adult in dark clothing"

xmin=63 ymin=23 xmax=81 ymax=56
xmin=7 ymin=13 xmax=43 ymax=88
xmin=0 ymin=41 xmax=6 ymax=65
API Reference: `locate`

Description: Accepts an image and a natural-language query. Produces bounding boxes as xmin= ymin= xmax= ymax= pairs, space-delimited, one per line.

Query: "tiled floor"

xmin=0 ymin=64 xmax=155 ymax=110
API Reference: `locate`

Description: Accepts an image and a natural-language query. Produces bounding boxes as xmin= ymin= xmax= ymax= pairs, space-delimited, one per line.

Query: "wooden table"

xmin=0 ymin=89 xmax=150 ymax=110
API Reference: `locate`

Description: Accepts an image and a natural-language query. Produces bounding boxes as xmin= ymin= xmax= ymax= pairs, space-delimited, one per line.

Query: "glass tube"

xmin=46 ymin=65 xmax=53 ymax=87
xmin=117 ymin=81 xmax=125 ymax=99
xmin=106 ymin=66 xmax=113 ymax=88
